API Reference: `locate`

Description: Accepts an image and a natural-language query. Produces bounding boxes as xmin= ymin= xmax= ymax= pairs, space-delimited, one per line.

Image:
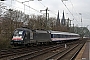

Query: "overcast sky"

xmin=1 ymin=0 xmax=90 ymax=30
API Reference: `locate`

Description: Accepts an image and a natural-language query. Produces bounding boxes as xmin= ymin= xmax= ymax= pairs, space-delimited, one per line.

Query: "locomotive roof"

xmin=16 ymin=28 xmax=30 ymax=30
xmin=15 ymin=28 xmax=48 ymax=33
xmin=50 ymin=31 xmax=79 ymax=36
xmin=35 ymin=30 xmax=48 ymax=33
xmin=15 ymin=28 xmax=32 ymax=32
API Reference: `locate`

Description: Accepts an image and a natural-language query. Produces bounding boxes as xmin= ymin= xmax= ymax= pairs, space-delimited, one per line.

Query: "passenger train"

xmin=11 ymin=27 xmax=80 ymax=46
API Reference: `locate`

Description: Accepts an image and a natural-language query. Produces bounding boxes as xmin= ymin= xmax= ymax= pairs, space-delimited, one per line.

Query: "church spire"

xmin=56 ymin=10 xmax=60 ymax=26
xmin=61 ymin=10 xmax=66 ymax=26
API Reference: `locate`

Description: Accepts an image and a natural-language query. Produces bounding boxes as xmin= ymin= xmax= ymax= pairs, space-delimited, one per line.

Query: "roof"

xmin=50 ymin=31 xmax=79 ymax=36
xmin=15 ymin=28 xmax=32 ymax=32
xmin=35 ymin=30 xmax=48 ymax=33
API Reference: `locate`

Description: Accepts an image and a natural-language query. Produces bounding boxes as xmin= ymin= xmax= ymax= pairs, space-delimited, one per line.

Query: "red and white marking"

xmin=12 ymin=36 xmax=23 ymax=41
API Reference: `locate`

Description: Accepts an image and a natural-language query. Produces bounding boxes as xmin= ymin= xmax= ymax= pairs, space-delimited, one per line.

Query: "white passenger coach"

xmin=50 ymin=31 xmax=80 ymax=41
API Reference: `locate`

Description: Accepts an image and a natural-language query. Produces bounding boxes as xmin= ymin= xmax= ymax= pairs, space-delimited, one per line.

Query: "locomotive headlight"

xmin=20 ymin=36 xmax=23 ymax=40
xmin=21 ymin=38 xmax=23 ymax=40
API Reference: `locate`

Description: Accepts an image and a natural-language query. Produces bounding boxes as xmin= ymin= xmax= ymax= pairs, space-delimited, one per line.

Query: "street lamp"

xmin=79 ymin=13 xmax=84 ymax=38
xmin=79 ymin=13 xmax=82 ymax=27
xmin=40 ymin=7 xmax=49 ymax=30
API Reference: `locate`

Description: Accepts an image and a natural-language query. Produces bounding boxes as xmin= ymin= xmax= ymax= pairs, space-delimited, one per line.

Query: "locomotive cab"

xmin=11 ymin=28 xmax=31 ymax=45
xmin=11 ymin=29 xmax=24 ymax=45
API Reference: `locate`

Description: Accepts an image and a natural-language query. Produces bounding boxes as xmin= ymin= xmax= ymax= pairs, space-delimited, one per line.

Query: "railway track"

xmin=11 ymin=41 xmax=82 ymax=60
xmin=10 ymin=44 xmax=65 ymax=60
xmin=0 ymin=45 xmax=52 ymax=60
xmin=0 ymin=39 xmax=86 ymax=60
xmin=0 ymin=44 xmax=64 ymax=60
xmin=45 ymin=44 xmax=82 ymax=60
xmin=0 ymin=47 xmax=31 ymax=59
xmin=46 ymin=39 xmax=86 ymax=60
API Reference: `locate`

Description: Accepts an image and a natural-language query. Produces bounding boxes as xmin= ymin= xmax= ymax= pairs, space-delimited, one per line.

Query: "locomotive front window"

xmin=13 ymin=30 xmax=24 ymax=36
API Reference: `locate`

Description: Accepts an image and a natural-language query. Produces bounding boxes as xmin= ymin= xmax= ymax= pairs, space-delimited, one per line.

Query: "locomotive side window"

xmin=24 ymin=31 xmax=30 ymax=39
xmin=30 ymin=32 xmax=33 ymax=39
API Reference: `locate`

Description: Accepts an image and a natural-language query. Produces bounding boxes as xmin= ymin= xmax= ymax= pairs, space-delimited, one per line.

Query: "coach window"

xmin=65 ymin=35 xmax=67 ymax=38
xmin=57 ymin=34 xmax=58 ymax=38
xmin=58 ymin=34 xmax=60 ymax=38
xmin=51 ymin=34 xmax=53 ymax=38
xmin=64 ymin=35 xmax=66 ymax=38
xmin=54 ymin=34 xmax=56 ymax=38
xmin=62 ymin=35 xmax=63 ymax=38
xmin=59 ymin=34 xmax=61 ymax=38
xmin=54 ymin=34 xmax=57 ymax=38
xmin=61 ymin=35 xmax=63 ymax=38
xmin=60 ymin=34 xmax=62 ymax=38
xmin=57 ymin=34 xmax=59 ymax=38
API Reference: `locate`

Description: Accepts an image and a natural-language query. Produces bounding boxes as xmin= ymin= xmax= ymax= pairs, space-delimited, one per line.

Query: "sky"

xmin=1 ymin=0 xmax=90 ymax=30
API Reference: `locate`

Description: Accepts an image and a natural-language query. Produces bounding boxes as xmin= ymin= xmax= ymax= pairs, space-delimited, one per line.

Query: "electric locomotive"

xmin=11 ymin=28 xmax=51 ymax=46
